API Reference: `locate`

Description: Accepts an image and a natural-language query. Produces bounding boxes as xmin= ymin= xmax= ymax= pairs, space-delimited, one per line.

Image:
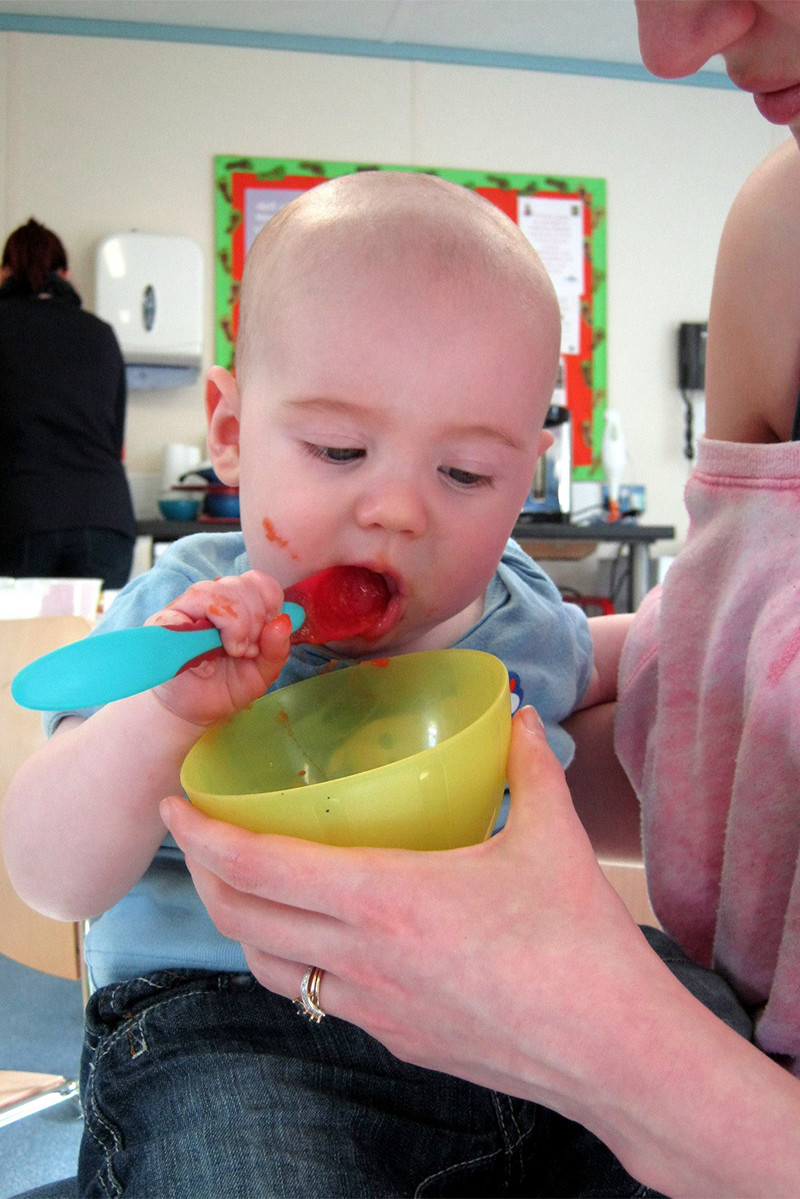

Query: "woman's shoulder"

xmin=706 ymin=139 xmax=800 ymax=443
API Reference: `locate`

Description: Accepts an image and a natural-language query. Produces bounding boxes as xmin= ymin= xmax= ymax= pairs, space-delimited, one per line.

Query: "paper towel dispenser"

xmin=95 ymin=232 xmax=204 ymax=390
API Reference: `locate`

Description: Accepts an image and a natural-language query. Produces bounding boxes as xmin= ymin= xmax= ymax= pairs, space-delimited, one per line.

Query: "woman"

xmin=160 ymin=6 xmax=800 ymax=1195
xmin=0 ymin=218 xmax=135 ymax=588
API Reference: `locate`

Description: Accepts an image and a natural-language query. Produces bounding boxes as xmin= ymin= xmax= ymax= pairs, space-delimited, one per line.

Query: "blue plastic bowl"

xmin=159 ymin=498 xmax=201 ymax=521
xmin=203 ymin=491 xmax=240 ymax=519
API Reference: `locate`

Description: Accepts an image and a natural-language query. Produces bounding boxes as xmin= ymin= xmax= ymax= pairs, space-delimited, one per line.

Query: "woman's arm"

xmin=162 ymin=706 xmax=800 ymax=1197
xmin=705 ymin=138 xmax=800 ymax=443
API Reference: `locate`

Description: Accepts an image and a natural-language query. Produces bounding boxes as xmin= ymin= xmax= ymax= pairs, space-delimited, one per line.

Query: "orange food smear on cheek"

xmin=262 ymin=517 xmax=299 ymax=560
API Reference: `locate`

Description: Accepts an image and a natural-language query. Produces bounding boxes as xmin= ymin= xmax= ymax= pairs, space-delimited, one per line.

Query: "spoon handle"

xmin=11 ymin=602 xmax=305 ymax=711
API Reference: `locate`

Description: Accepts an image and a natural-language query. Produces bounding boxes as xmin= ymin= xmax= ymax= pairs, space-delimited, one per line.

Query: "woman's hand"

xmin=161 ymin=706 xmax=639 ymax=1094
xmin=161 ymin=707 xmax=800 ymax=1195
xmin=147 ymin=570 xmax=292 ymax=726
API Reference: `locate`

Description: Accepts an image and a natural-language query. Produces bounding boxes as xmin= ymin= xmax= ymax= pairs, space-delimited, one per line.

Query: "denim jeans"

xmin=74 ymin=928 xmax=752 ymax=1199
xmin=0 ymin=529 xmax=134 ymax=590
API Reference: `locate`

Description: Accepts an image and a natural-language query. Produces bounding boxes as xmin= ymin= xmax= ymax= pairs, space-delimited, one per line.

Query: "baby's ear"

xmin=205 ymin=366 xmax=241 ymax=485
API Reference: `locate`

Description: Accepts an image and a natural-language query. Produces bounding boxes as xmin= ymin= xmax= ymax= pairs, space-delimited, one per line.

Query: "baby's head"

xmin=235 ymin=172 xmax=559 ymax=398
xmin=207 ymin=171 xmax=561 ymax=654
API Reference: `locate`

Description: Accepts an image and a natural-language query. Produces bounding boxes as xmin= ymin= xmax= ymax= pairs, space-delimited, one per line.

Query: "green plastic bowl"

xmin=180 ymin=649 xmax=511 ymax=850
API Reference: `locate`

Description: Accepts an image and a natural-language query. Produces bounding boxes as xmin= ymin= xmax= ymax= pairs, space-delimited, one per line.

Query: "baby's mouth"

xmin=283 ymin=565 xmax=401 ymax=645
xmin=362 ymin=573 xmax=404 ymax=641
xmin=324 ymin=566 xmax=405 ymax=644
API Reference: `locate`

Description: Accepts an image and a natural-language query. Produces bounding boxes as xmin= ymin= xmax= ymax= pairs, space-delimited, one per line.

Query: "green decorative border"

xmin=215 ymin=156 xmax=606 ymax=478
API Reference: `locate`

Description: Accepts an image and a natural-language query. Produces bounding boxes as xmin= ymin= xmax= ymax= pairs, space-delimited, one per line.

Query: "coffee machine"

xmin=521 ymin=405 xmax=572 ymax=521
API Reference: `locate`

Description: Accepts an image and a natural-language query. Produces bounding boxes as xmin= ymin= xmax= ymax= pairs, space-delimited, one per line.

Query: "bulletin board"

xmin=214 ymin=156 xmax=606 ymax=478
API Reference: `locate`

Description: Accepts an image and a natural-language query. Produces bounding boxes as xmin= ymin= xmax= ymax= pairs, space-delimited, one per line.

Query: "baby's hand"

xmin=145 ymin=571 xmax=292 ymax=726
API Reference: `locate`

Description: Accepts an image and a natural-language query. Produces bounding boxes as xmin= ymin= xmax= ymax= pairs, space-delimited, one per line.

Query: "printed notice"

xmin=517 ymin=196 xmax=584 ymax=295
xmin=557 ymin=294 xmax=581 ymax=357
xmin=244 ymin=188 xmax=305 ymax=253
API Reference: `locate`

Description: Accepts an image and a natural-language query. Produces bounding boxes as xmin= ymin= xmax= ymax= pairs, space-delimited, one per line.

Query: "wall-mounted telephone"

xmin=678 ymin=323 xmax=707 ymax=459
xmin=678 ymin=322 xmax=707 ymax=390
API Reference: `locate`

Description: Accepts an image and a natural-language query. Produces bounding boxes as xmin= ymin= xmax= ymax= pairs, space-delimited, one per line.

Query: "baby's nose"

xmin=354 ymin=479 xmax=428 ymax=537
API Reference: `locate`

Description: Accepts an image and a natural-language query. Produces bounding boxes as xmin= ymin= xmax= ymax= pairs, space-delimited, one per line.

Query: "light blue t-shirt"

xmin=48 ymin=532 xmax=592 ymax=988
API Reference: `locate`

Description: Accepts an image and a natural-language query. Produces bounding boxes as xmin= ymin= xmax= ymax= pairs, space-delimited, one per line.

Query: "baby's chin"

xmin=332 ymin=623 xmax=457 ymax=661
xmin=323 ymin=624 xmax=430 ymax=660
xmin=323 ymin=629 xmax=409 ymax=660
xmin=318 ymin=594 xmax=486 ymax=659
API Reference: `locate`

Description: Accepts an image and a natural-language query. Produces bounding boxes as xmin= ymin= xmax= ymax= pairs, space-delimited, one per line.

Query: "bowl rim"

xmin=180 ymin=649 xmax=511 ymax=806
xmin=159 ymin=498 xmax=200 ymax=515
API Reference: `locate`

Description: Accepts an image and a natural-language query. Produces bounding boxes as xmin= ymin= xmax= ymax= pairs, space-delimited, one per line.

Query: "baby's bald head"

xmin=234 ymin=171 xmax=560 ymax=405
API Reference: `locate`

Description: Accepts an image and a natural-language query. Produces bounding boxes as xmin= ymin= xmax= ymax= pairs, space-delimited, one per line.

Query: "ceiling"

xmin=0 ymin=0 xmax=728 ymax=76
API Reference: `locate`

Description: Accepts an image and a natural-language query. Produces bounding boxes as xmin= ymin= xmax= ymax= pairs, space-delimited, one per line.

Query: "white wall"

xmin=0 ymin=29 xmax=782 ymax=544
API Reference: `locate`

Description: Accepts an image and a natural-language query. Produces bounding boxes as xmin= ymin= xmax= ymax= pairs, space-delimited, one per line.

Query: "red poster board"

xmin=215 ymin=156 xmax=606 ymax=478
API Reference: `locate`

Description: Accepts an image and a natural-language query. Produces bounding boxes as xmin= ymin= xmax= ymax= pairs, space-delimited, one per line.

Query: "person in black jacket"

xmin=0 ymin=218 xmax=135 ymax=588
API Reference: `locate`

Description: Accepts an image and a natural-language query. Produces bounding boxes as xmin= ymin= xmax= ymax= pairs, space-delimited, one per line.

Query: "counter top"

xmin=136 ymin=518 xmax=675 ymax=545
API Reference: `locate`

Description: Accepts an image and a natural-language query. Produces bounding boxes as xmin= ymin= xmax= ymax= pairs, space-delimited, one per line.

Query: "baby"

xmin=3 ymin=170 xmax=626 ymax=1193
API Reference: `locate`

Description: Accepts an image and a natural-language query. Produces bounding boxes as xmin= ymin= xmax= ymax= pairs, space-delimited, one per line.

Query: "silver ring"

xmin=294 ymin=965 xmax=326 ymax=1023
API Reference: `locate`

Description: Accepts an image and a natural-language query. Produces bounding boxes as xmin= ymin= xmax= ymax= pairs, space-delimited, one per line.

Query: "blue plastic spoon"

xmin=11 ymin=603 xmax=305 ymax=711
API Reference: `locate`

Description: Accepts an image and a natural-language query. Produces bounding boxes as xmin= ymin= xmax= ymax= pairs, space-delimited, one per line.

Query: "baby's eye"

xmin=305 ymin=444 xmax=366 ymax=464
xmin=439 ymin=466 xmax=492 ymax=488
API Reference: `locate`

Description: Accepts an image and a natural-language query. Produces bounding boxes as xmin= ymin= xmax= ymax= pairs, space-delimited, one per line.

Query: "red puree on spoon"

xmin=285 ymin=566 xmax=391 ymax=644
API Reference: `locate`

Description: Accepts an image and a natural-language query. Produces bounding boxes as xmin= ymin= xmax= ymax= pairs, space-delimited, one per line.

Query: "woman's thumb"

xmin=504 ymin=706 xmax=574 ymax=831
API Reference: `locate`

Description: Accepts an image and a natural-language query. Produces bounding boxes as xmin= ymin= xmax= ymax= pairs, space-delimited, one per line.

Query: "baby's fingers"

xmin=152 ymin=574 xmax=282 ymax=659
xmin=253 ymin=612 xmax=293 ymax=689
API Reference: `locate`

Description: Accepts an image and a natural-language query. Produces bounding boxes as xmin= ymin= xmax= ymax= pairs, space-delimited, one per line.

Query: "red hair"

xmin=2 ymin=218 xmax=68 ymax=293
